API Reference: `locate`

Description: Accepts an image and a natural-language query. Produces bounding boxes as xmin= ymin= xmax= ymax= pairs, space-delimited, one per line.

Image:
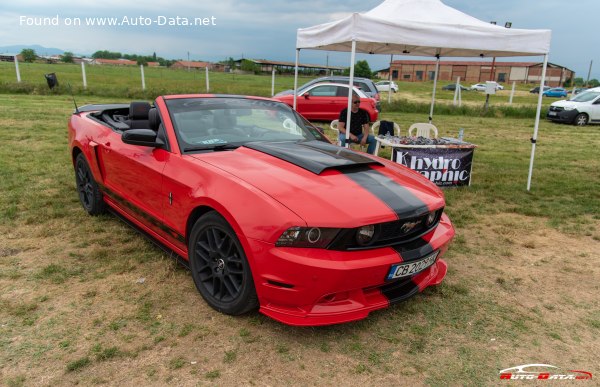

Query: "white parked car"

xmin=546 ymin=87 xmax=600 ymax=126
xmin=375 ymin=81 xmax=399 ymax=92
xmin=470 ymin=82 xmax=503 ymax=91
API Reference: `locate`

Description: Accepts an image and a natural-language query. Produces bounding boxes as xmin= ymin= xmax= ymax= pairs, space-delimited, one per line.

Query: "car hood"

xmin=189 ymin=141 xmax=444 ymax=227
xmin=274 ymin=89 xmax=294 ymax=97
xmin=550 ymin=99 xmax=577 ymax=107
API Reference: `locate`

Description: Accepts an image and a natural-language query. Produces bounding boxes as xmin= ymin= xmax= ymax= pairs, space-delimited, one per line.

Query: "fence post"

xmin=205 ymin=66 xmax=210 ymax=92
xmin=271 ymin=68 xmax=275 ymax=96
xmin=140 ymin=64 xmax=146 ymax=90
xmin=509 ymin=81 xmax=516 ymax=104
xmin=81 ymin=62 xmax=87 ymax=89
xmin=453 ymin=76 xmax=461 ymax=106
xmin=15 ymin=56 xmax=21 ymax=83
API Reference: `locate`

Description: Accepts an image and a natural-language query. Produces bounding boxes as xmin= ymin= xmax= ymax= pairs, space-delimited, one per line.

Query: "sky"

xmin=1 ymin=0 xmax=598 ymax=80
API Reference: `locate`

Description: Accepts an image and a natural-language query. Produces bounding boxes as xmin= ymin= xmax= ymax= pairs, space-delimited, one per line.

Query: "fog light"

xmin=356 ymin=225 xmax=375 ymax=246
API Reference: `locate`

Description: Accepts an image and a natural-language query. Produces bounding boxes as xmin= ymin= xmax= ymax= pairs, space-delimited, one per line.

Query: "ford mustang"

xmin=68 ymin=94 xmax=455 ymax=326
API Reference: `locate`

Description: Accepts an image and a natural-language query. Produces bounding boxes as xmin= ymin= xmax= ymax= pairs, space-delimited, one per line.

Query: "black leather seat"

xmin=127 ymin=102 xmax=151 ymax=129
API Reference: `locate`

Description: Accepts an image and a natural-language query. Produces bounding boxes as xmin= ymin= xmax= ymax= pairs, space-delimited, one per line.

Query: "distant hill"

xmin=0 ymin=44 xmax=66 ymax=56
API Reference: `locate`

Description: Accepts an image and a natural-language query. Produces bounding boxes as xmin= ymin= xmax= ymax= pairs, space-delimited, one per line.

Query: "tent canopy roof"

xmin=296 ymin=0 xmax=551 ymax=57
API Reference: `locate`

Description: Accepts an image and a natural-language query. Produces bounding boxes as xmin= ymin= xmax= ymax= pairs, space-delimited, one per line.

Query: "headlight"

xmin=276 ymin=227 xmax=340 ymax=248
xmin=563 ymin=106 xmax=575 ymax=111
xmin=356 ymin=225 xmax=376 ymax=246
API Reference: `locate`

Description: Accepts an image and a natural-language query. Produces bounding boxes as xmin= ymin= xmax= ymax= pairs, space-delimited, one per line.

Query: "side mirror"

xmin=122 ymin=129 xmax=164 ymax=147
xmin=303 ymin=93 xmax=310 ymax=99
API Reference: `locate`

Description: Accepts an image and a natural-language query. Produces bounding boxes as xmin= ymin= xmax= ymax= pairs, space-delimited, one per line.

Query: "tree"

xmin=573 ymin=77 xmax=584 ymax=86
xmin=61 ymin=52 xmax=74 ymax=63
xmin=342 ymin=60 xmax=372 ymax=78
xmin=354 ymin=60 xmax=372 ymax=78
xmin=92 ymin=50 xmax=122 ymax=59
xmin=588 ymin=79 xmax=600 ymax=87
xmin=240 ymin=59 xmax=260 ymax=74
xmin=20 ymin=48 xmax=37 ymax=63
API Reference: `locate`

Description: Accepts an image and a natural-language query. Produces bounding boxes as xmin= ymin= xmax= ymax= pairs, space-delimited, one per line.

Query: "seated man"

xmin=338 ymin=95 xmax=376 ymax=154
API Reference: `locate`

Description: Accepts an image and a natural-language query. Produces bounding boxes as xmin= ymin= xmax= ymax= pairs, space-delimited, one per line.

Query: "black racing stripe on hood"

xmin=342 ymin=167 xmax=429 ymax=219
xmin=380 ymin=239 xmax=435 ymax=304
xmin=243 ymin=140 xmax=382 ymax=174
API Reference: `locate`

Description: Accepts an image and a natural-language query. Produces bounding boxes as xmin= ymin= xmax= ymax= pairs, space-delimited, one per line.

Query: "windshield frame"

xmin=165 ymin=96 xmax=328 ymax=153
xmin=570 ymin=91 xmax=600 ymax=103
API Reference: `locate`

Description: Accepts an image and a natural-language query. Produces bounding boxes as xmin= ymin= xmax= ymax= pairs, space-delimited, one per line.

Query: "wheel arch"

xmin=574 ymin=112 xmax=589 ymax=126
xmin=72 ymin=146 xmax=83 ymax=165
xmin=186 ymin=205 xmax=217 ymax=245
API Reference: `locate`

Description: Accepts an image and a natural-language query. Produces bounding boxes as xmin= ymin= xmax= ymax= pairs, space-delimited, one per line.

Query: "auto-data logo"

xmin=500 ymin=364 xmax=593 ymax=380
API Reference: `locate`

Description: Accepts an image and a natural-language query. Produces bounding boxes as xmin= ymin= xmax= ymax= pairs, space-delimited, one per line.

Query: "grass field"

xmin=0 ymin=61 xmax=556 ymax=108
xmin=0 ymin=83 xmax=599 ymax=385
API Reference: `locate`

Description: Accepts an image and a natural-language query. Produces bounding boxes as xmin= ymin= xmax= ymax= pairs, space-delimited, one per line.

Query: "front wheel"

xmin=188 ymin=212 xmax=258 ymax=315
xmin=574 ymin=113 xmax=588 ymax=126
xmin=74 ymin=153 xmax=106 ymax=215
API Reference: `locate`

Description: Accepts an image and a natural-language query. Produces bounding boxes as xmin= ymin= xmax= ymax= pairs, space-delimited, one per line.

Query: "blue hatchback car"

xmin=543 ymin=88 xmax=568 ymax=98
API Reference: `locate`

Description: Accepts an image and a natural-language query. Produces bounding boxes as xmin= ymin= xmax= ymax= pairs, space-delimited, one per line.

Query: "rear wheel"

xmin=188 ymin=212 xmax=258 ymax=315
xmin=74 ymin=153 xmax=106 ymax=215
xmin=574 ymin=113 xmax=588 ymax=126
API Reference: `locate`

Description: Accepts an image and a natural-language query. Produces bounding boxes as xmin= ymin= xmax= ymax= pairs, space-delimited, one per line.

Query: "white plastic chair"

xmin=408 ymin=123 xmax=438 ymax=138
xmin=372 ymin=121 xmax=401 ymax=156
xmin=330 ymin=119 xmax=341 ymax=145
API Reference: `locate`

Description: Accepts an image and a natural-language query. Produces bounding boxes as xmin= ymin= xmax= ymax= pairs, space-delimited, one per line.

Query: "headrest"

xmin=129 ymin=101 xmax=151 ymax=120
xmin=148 ymin=108 xmax=161 ymax=131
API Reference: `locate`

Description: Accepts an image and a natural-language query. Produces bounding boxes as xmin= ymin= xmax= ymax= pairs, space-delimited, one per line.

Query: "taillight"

xmin=374 ymin=93 xmax=380 ymax=101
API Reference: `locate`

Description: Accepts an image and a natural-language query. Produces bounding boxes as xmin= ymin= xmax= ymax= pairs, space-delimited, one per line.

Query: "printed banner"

xmin=392 ymin=147 xmax=475 ymax=187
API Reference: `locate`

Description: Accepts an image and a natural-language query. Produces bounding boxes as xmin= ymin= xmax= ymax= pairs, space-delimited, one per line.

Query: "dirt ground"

xmin=1 ymin=211 xmax=598 ymax=386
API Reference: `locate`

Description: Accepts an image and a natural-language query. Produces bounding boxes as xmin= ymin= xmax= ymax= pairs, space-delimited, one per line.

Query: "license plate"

xmin=548 ymin=111 xmax=557 ymax=116
xmin=386 ymin=251 xmax=439 ymax=280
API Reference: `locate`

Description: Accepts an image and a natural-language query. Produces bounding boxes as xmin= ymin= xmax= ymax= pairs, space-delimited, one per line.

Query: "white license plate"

xmin=548 ymin=111 xmax=557 ymax=116
xmin=386 ymin=251 xmax=439 ymax=280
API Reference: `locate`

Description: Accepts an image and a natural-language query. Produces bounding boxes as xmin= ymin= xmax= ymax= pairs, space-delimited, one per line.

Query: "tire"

xmin=74 ymin=153 xmax=106 ymax=215
xmin=188 ymin=212 xmax=258 ymax=315
xmin=574 ymin=113 xmax=588 ymax=126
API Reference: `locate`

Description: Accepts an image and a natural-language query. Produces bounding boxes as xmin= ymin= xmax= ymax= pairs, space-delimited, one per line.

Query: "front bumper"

xmin=546 ymin=108 xmax=578 ymax=123
xmin=247 ymin=214 xmax=455 ymax=326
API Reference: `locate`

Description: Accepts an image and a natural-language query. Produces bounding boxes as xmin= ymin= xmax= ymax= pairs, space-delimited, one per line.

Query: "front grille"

xmin=379 ymin=218 xmax=427 ymax=241
xmin=548 ymin=106 xmax=564 ymax=112
xmin=328 ymin=209 xmax=443 ymax=250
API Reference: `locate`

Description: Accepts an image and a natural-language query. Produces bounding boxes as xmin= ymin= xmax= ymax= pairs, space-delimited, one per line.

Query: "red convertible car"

xmin=273 ymin=83 xmax=379 ymax=122
xmin=69 ymin=95 xmax=454 ymax=326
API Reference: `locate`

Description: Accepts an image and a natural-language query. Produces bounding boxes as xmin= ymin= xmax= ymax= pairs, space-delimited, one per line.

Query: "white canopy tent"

xmin=293 ymin=0 xmax=551 ymax=190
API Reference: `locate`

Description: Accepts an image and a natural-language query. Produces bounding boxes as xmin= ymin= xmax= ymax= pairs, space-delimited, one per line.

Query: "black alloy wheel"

xmin=189 ymin=212 xmax=258 ymax=315
xmin=75 ymin=153 xmax=106 ymax=215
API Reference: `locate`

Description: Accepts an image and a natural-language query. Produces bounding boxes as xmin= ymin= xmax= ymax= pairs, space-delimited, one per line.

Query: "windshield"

xmin=166 ymin=97 xmax=326 ymax=152
xmin=571 ymin=91 xmax=600 ymax=102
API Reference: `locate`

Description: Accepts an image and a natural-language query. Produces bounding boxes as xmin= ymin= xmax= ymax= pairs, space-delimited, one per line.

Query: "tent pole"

xmin=344 ymin=40 xmax=357 ymax=149
xmin=527 ymin=53 xmax=549 ymax=191
xmin=429 ymin=54 xmax=440 ymax=123
xmin=293 ymin=49 xmax=300 ymax=110
xmin=388 ymin=54 xmax=393 ymax=104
